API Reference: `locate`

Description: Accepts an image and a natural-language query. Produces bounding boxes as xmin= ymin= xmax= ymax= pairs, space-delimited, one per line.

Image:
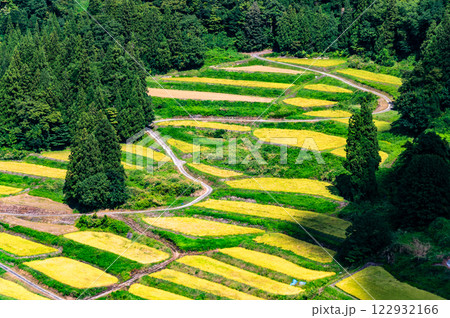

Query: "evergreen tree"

xmin=236 ymin=2 xmax=268 ymax=52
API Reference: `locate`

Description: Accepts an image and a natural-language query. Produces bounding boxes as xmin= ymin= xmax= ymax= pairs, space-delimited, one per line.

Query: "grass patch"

xmin=157 ymin=120 xmax=250 ymax=132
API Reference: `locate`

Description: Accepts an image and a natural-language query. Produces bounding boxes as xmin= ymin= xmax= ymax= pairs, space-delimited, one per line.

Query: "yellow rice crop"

xmin=157 ymin=120 xmax=251 ymax=132
xmin=330 ymin=148 xmax=389 ymax=165
xmin=149 ymin=269 xmax=262 ymax=300
xmin=304 ymin=84 xmax=353 ymax=93
xmin=178 ymin=255 xmax=302 ymax=295
xmin=268 ymin=58 xmax=346 ymax=67
xmin=121 ymin=144 xmax=169 ymax=162
xmin=333 ymin=118 xmax=391 ymax=132
xmin=188 ymin=163 xmax=242 ymax=178
xmin=253 ymin=128 xmax=346 ymax=151
xmin=303 ymin=110 xmax=352 ymax=118
xmin=0 ymin=232 xmax=57 ymax=256
xmin=283 ymin=97 xmax=338 ymax=107
xmin=0 ymin=278 xmax=48 ymax=300
xmin=64 ymin=231 xmax=170 ymax=264
xmin=336 ymin=266 xmax=444 ymax=300
xmin=164 ymin=77 xmax=291 ymax=89
xmin=226 ymin=177 xmax=343 ymax=201
xmin=196 ymin=200 xmax=349 ymax=238
xmin=220 ymin=247 xmax=335 ymax=281
xmin=0 ymin=161 xmax=66 ymax=179
xmin=337 ymin=69 xmax=402 ymax=85
xmin=41 ymin=150 xmax=70 ymax=161
xmin=142 ymin=217 xmax=263 ymax=237
xmin=167 ymin=139 xmax=208 ymax=153
xmin=24 ymin=257 xmax=118 ymax=289
xmin=128 ymin=283 xmax=190 ymax=300
xmin=0 ymin=185 xmax=23 ymax=195
xmin=254 ymin=233 xmax=336 ymax=263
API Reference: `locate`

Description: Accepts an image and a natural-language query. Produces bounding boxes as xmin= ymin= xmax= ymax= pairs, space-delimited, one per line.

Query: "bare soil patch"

xmin=0 ymin=216 xmax=77 ymax=235
xmin=0 ymin=194 xmax=72 ymax=215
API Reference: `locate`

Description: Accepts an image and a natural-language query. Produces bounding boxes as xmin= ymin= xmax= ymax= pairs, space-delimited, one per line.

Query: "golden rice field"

xmin=221 ymin=65 xmax=305 ymax=75
xmin=142 ymin=217 xmax=264 ymax=237
xmin=303 ymin=110 xmax=352 ymax=118
xmin=283 ymin=97 xmax=338 ymax=107
xmin=196 ymin=200 xmax=350 ymax=238
xmin=336 ymin=266 xmax=444 ymax=300
xmin=254 ymin=233 xmax=336 ymax=263
xmin=0 ymin=185 xmax=23 ymax=195
xmin=304 ymin=84 xmax=353 ymax=94
xmin=253 ymin=128 xmax=347 ymax=151
xmin=0 ymin=232 xmax=57 ymax=256
xmin=178 ymin=255 xmax=302 ymax=295
xmin=188 ymin=163 xmax=243 ymax=178
xmin=226 ymin=178 xmax=343 ymax=201
xmin=0 ymin=278 xmax=48 ymax=300
xmin=0 ymin=161 xmax=66 ymax=179
xmin=24 ymin=257 xmax=118 ymax=289
xmin=333 ymin=118 xmax=391 ymax=132
xmin=167 ymin=139 xmax=208 ymax=153
xmin=128 ymin=283 xmax=190 ymax=300
xmin=336 ymin=69 xmax=402 ymax=85
xmin=149 ymin=269 xmax=262 ymax=300
xmin=268 ymin=57 xmax=346 ymax=67
xmin=164 ymin=77 xmax=292 ymax=89
xmin=64 ymin=231 xmax=170 ymax=264
xmin=41 ymin=149 xmax=71 ymax=161
xmin=157 ymin=120 xmax=251 ymax=132
xmin=330 ymin=148 xmax=389 ymax=165
xmin=220 ymin=247 xmax=335 ymax=281
xmin=121 ymin=144 xmax=170 ymax=162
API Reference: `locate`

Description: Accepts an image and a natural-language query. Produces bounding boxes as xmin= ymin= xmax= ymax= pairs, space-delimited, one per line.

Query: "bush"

xmin=428 ymin=217 xmax=450 ymax=249
xmin=0 ymin=147 xmax=30 ymax=160
xmin=76 ymin=215 xmax=131 ymax=236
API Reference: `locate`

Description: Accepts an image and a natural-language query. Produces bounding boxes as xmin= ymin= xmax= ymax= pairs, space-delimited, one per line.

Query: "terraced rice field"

xmin=226 ymin=178 xmax=343 ymax=201
xmin=64 ymin=231 xmax=170 ymax=264
xmin=178 ymin=255 xmax=302 ymax=295
xmin=129 ymin=283 xmax=190 ymax=300
xmin=254 ymin=233 xmax=335 ymax=263
xmin=24 ymin=257 xmax=118 ymax=289
xmin=196 ymin=200 xmax=350 ymax=238
xmin=336 ymin=266 xmax=444 ymax=300
xmin=330 ymin=148 xmax=389 ymax=165
xmin=0 ymin=278 xmax=48 ymax=300
xmin=0 ymin=161 xmax=66 ymax=179
xmin=253 ymin=128 xmax=347 ymax=151
xmin=147 ymin=88 xmax=273 ymax=103
xmin=164 ymin=77 xmax=291 ymax=89
xmin=0 ymin=233 xmax=57 ymax=256
xmin=149 ymin=269 xmax=262 ymax=300
xmin=0 ymin=185 xmax=23 ymax=195
xmin=283 ymin=97 xmax=338 ymax=107
xmin=187 ymin=163 xmax=243 ymax=178
xmin=142 ymin=217 xmax=264 ymax=236
xmin=303 ymin=110 xmax=352 ymax=118
xmin=167 ymin=139 xmax=208 ymax=153
xmin=333 ymin=118 xmax=391 ymax=132
xmin=336 ymin=69 xmax=402 ymax=85
xmin=0 ymin=216 xmax=77 ymax=235
xmin=121 ymin=144 xmax=169 ymax=162
xmin=221 ymin=65 xmax=305 ymax=75
xmin=220 ymin=247 xmax=335 ymax=280
xmin=157 ymin=120 xmax=251 ymax=132
xmin=268 ymin=58 xmax=346 ymax=67
xmin=41 ymin=150 xmax=71 ymax=161
xmin=304 ymin=84 xmax=353 ymax=93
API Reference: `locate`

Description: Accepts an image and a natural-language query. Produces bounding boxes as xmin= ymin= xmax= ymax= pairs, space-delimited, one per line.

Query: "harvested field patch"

xmin=178 ymin=255 xmax=302 ymax=295
xmin=221 ymin=65 xmax=306 ymax=75
xmin=303 ymin=110 xmax=352 ymax=118
xmin=41 ymin=150 xmax=70 ymax=161
xmin=188 ymin=163 xmax=242 ymax=178
xmin=283 ymin=97 xmax=338 ymax=107
xmin=0 ymin=278 xmax=48 ymax=300
xmin=24 ymin=257 xmax=118 ymax=289
xmin=147 ymin=88 xmax=273 ymax=103
xmin=0 ymin=161 xmax=66 ymax=179
xmin=220 ymin=247 xmax=335 ymax=281
xmin=268 ymin=57 xmax=346 ymax=67
xmin=120 ymin=144 xmax=169 ymax=162
xmin=164 ymin=77 xmax=291 ymax=89
xmin=0 ymin=216 xmax=77 ymax=235
xmin=142 ymin=217 xmax=263 ymax=237
xmin=0 ymin=232 xmax=57 ymax=256
xmin=149 ymin=269 xmax=261 ymax=300
xmin=333 ymin=118 xmax=391 ymax=131
xmin=0 ymin=185 xmax=23 ymax=195
xmin=157 ymin=120 xmax=251 ymax=132
xmin=336 ymin=266 xmax=444 ymax=300
xmin=336 ymin=69 xmax=402 ymax=85
xmin=0 ymin=193 xmax=72 ymax=215
xmin=64 ymin=231 xmax=170 ymax=264
xmin=304 ymin=84 xmax=353 ymax=94
xmin=167 ymin=139 xmax=208 ymax=153
xmin=129 ymin=283 xmax=190 ymax=300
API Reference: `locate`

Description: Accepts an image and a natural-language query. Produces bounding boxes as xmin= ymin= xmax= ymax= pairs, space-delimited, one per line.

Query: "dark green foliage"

xmin=76 ymin=215 xmax=131 ymax=237
xmin=428 ymin=217 xmax=450 ymax=249
xmin=99 ymin=291 xmax=145 ymax=300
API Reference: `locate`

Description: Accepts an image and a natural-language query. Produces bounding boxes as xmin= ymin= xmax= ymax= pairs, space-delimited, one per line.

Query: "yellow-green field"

xmin=0 ymin=278 xmax=48 ymax=300
xmin=254 ymin=128 xmax=346 ymax=151
xmin=121 ymin=144 xmax=170 ymax=162
xmin=149 ymin=269 xmax=262 ymax=300
xmin=303 ymin=110 xmax=352 ymax=118
xmin=196 ymin=199 xmax=350 ymax=238
xmin=283 ymin=97 xmax=338 ymax=107
xmin=336 ymin=266 xmax=444 ymax=300
xmin=336 ymin=69 xmax=402 ymax=85
xmin=64 ymin=231 xmax=170 ymax=264
xmin=333 ymin=118 xmax=391 ymax=132
xmin=330 ymin=148 xmax=389 ymax=165
xmin=178 ymin=255 xmax=302 ymax=295
xmin=167 ymin=139 xmax=208 ymax=153
xmin=221 ymin=65 xmax=305 ymax=75
xmin=157 ymin=120 xmax=251 ymax=132
xmin=24 ymin=257 xmax=118 ymax=289
xmin=164 ymin=77 xmax=292 ymax=89
xmin=0 ymin=161 xmax=66 ymax=179
xmin=254 ymin=233 xmax=336 ymax=263
xmin=304 ymin=84 xmax=353 ymax=93
xmin=0 ymin=233 xmax=57 ymax=256
xmin=268 ymin=57 xmax=346 ymax=67
xmin=226 ymin=178 xmax=343 ymax=201
xmin=0 ymin=185 xmax=23 ymax=195
xmin=188 ymin=163 xmax=243 ymax=178
xmin=128 ymin=283 xmax=190 ymax=300
xmin=220 ymin=247 xmax=335 ymax=281
xmin=143 ymin=217 xmax=264 ymax=237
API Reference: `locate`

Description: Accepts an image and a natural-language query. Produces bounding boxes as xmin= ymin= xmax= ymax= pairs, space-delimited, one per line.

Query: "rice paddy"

xmin=0 ymin=185 xmax=23 ymax=195
xmin=336 ymin=69 xmax=402 ymax=85
xmin=41 ymin=150 xmax=71 ymax=161
xmin=24 ymin=257 xmax=118 ymax=289
xmin=283 ymin=97 xmax=338 ymax=107
xmin=303 ymin=110 xmax=352 ymax=118
xmin=0 ymin=161 xmax=66 ymax=179
xmin=142 ymin=217 xmax=264 ymax=237
xmin=187 ymin=163 xmax=243 ymax=178
xmin=0 ymin=278 xmax=49 ymax=300
xmin=333 ymin=118 xmax=391 ymax=132
xmin=220 ymin=247 xmax=335 ymax=280
xmin=164 ymin=77 xmax=292 ymax=89
xmin=149 ymin=269 xmax=262 ymax=300
xmin=268 ymin=58 xmax=346 ymax=67
xmin=63 ymin=231 xmax=170 ymax=265
xmin=0 ymin=233 xmax=57 ymax=257
xmin=121 ymin=144 xmax=170 ymax=162
xmin=304 ymin=84 xmax=353 ymax=94
xmin=157 ymin=120 xmax=251 ymax=132
xmin=221 ymin=65 xmax=305 ymax=75
xmin=330 ymin=148 xmax=389 ymax=164
xmin=128 ymin=283 xmax=190 ymax=300
xmin=167 ymin=139 xmax=208 ymax=153
xmin=178 ymin=255 xmax=302 ymax=295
